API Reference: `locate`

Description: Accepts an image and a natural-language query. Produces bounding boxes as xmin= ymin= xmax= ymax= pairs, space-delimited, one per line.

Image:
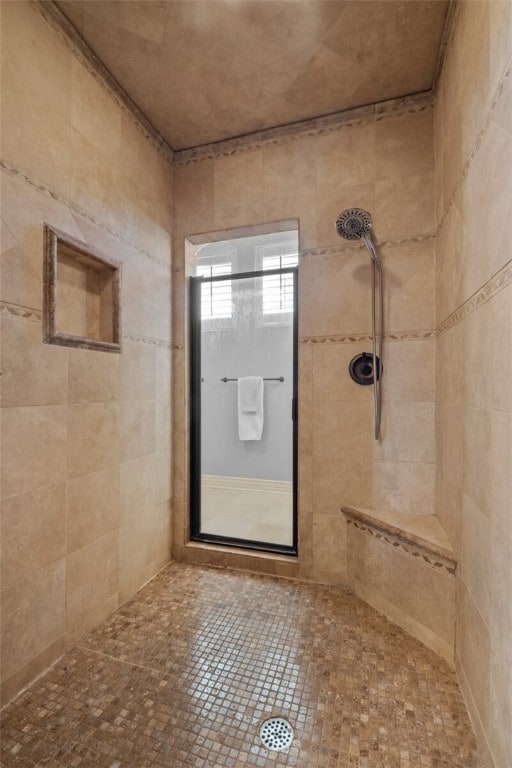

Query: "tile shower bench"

xmin=342 ymin=506 xmax=457 ymax=664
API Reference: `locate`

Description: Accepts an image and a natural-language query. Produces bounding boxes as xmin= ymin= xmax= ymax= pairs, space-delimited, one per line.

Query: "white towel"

xmin=238 ymin=377 xmax=264 ymax=440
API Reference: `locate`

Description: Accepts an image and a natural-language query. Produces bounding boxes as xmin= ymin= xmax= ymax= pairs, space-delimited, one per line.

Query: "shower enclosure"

xmin=189 ymin=261 xmax=298 ymax=555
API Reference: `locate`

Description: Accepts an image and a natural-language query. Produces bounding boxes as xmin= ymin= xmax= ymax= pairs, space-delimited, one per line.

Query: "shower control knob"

xmin=348 ymin=352 xmax=381 ymax=385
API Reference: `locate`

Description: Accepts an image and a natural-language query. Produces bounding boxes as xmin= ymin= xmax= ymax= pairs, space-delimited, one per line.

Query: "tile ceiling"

xmin=55 ymin=0 xmax=450 ymax=151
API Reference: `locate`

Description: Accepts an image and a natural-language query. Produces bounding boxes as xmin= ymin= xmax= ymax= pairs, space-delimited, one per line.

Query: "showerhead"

xmin=335 ymin=208 xmax=373 ymax=241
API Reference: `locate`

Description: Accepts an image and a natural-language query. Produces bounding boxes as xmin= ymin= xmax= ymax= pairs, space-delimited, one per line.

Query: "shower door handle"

xmin=291 ymin=397 xmax=297 ymax=421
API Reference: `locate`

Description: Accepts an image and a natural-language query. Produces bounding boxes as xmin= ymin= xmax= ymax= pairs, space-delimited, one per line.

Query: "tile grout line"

xmin=436 ymin=258 xmax=512 ymax=335
xmin=173 ymin=95 xmax=435 ymax=166
xmin=0 ymin=159 xmax=171 ymax=272
xmin=75 ymin=645 xmax=171 ymax=678
xmin=0 ymin=302 xmax=173 ymax=348
xmin=32 ymin=0 xmax=174 ymax=163
xmin=436 ymin=49 xmax=512 ymax=233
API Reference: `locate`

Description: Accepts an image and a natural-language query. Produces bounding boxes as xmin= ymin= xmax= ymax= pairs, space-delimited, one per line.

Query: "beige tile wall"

xmin=172 ymin=104 xmax=437 ymax=585
xmin=0 ymin=1 xmax=173 ymax=705
xmin=435 ymin=3 xmax=512 ymax=767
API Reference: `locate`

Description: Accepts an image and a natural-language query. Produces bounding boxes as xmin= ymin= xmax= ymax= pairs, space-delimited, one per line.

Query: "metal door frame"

xmin=189 ymin=266 xmax=298 ymax=555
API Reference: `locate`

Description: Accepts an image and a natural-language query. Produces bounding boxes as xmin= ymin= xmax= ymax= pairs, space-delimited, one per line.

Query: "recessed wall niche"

xmin=43 ymin=224 xmax=121 ymax=352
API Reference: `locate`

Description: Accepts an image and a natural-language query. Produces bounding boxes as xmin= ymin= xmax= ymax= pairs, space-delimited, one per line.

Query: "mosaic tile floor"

xmin=1 ymin=562 xmax=482 ymax=768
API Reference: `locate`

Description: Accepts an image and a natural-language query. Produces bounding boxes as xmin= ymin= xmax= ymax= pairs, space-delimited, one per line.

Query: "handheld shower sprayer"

xmin=335 ymin=209 xmax=383 ymax=440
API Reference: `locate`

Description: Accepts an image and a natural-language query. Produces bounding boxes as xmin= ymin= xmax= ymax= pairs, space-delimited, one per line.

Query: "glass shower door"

xmin=190 ymin=268 xmax=297 ymax=554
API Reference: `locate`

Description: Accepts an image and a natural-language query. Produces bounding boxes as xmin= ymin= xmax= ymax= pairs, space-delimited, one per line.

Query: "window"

xmin=261 ymin=253 xmax=298 ymax=315
xmin=196 ymin=262 xmax=232 ymax=319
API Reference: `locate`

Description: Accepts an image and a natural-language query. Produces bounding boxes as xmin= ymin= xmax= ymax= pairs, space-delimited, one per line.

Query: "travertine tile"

xmin=120 ymin=453 xmax=156 ymax=522
xmin=66 ymin=531 xmax=118 ymax=644
xmin=0 ymin=217 xmax=17 ymax=254
xmin=0 ymin=636 xmax=65 ymax=709
xmin=1 ymin=405 xmax=67 ymax=498
xmin=0 ymin=563 xmax=483 ymax=767
xmin=67 ymin=402 xmax=119 ymax=478
xmin=67 ymin=465 xmax=120 ymax=554
xmin=120 ymin=339 xmax=155 ymax=402
xmin=456 ymin=580 xmax=491 ymax=737
xmin=174 ymin=160 xmax=215 ymax=236
xmin=0 ymin=484 xmax=66 ymax=591
xmin=0 ymin=1 xmax=72 ymax=199
xmin=489 ymin=646 xmax=512 ymax=768
xmin=0 ymin=559 xmax=66 ymax=681
xmin=311 ymin=398 xmax=371 ymax=459
xmin=312 ymin=455 xmax=371 ymax=513
xmin=372 ymin=459 xmax=435 ymax=515
xmin=376 ymin=109 xmax=434 ymax=181
xmin=68 ymin=347 xmax=119 ymax=404
xmin=120 ymin=400 xmax=156 ymax=462
xmin=381 ymin=239 xmax=436 ymax=332
xmin=316 ymin=123 xmax=376 ymax=191
xmin=458 ymin=121 xmax=512 ymax=299
xmin=460 ymin=495 xmax=493 ymax=629
xmin=375 ymin=172 xmax=435 ymax=241
xmin=312 ymin=512 xmax=347 ymax=585
xmin=1 ymin=317 xmax=68 ymax=407
xmin=214 ymin=150 xmax=263 ymax=213
xmin=263 ymin=138 xmax=316 ymax=202
xmin=154 ymin=450 xmax=172 ymax=504
xmin=381 ymin=339 xmax=435 ymax=402
xmin=374 ymin=400 xmax=435 ymax=463
xmin=155 ymin=346 xmax=172 ymax=404
xmin=347 ymin=523 xmax=455 ymax=651
xmin=311 ymin=343 xmax=373 ymax=402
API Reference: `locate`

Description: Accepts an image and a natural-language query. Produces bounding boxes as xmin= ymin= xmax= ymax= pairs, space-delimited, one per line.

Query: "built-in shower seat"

xmin=342 ymin=506 xmax=457 ymax=664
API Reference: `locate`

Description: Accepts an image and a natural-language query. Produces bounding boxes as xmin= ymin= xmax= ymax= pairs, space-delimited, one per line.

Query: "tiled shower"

xmin=0 ymin=1 xmax=511 ymax=766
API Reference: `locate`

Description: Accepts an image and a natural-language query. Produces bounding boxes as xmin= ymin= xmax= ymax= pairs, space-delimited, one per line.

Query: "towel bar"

xmin=220 ymin=376 xmax=284 ymax=382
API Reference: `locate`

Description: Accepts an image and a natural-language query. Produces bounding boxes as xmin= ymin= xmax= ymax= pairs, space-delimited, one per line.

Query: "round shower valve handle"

xmin=349 ymin=352 xmax=381 ymax=386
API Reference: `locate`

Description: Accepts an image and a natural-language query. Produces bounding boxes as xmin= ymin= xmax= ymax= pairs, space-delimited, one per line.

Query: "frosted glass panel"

xmin=198 ymin=271 xmax=295 ymax=548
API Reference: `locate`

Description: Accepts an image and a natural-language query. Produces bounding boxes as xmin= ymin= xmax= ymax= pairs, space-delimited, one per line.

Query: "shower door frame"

xmin=189 ymin=266 xmax=298 ymax=556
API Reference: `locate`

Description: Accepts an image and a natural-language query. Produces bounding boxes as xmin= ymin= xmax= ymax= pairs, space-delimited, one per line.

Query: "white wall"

xmin=199 ymin=232 xmax=297 ymax=482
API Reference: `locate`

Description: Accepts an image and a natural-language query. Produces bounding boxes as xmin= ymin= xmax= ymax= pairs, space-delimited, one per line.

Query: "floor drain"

xmin=259 ymin=717 xmax=293 ymax=752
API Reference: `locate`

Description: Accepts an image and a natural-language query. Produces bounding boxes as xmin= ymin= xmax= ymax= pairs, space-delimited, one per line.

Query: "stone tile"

xmin=67 ymin=402 xmax=119 ymax=478
xmin=67 ymin=466 xmax=120 ymax=554
xmin=119 ymin=454 xmax=156 ymax=522
xmin=66 ymin=531 xmax=118 ymax=645
xmin=120 ymin=400 xmax=156 ymax=462
xmin=372 ymin=459 xmax=435 ymax=515
xmin=1 ymin=317 xmax=68 ymax=407
xmin=382 ymin=338 xmax=435 ymax=402
xmin=374 ymin=400 xmax=435 ymax=464
xmin=68 ymin=347 xmax=119 ymax=404
xmin=0 ymin=559 xmax=66 ymax=682
xmin=0 ymin=563 xmax=483 ymax=768
xmin=1 ymin=484 xmax=66 ymax=591
xmin=1 ymin=405 xmax=67 ymax=498
xmin=120 ymin=339 xmax=155 ymax=402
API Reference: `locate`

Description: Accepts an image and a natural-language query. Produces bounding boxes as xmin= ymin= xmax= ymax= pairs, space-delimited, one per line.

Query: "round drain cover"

xmin=259 ymin=717 xmax=293 ymax=752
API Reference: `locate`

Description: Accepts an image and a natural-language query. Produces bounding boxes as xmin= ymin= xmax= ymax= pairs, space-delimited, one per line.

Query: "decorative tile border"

xmin=0 ymin=158 xmax=171 ymax=273
xmin=33 ymin=0 xmax=174 ymax=163
xmin=431 ymin=0 xmax=458 ymax=95
xmin=345 ymin=518 xmax=457 ymax=576
xmin=300 ymin=234 xmax=434 ymax=259
xmin=438 ymin=49 xmax=512 ymax=230
xmin=300 ymin=329 xmax=436 ymax=345
xmin=174 ymin=94 xmax=434 ymax=166
xmin=31 ymin=0 xmax=443 ymax=172
xmin=0 ymin=301 xmax=172 ymax=349
xmin=122 ymin=333 xmax=172 ymax=350
xmin=0 ymin=301 xmax=42 ymax=323
xmin=437 ymin=259 xmax=512 ymax=335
